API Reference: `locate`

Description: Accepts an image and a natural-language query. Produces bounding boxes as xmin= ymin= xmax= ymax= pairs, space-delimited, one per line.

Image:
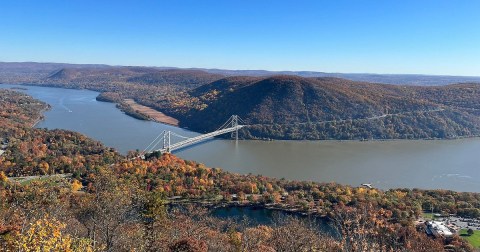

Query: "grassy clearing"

xmin=460 ymin=229 xmax=480 ymax=249
xmin=422 ymin=212 xmax=435 ymax=220
xmin=20 ymin=177 xmax=62 ymax=186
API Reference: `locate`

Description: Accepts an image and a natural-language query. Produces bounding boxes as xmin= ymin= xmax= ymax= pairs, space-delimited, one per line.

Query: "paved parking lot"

xmin=436 ymin=216 xmax=480 ymax=232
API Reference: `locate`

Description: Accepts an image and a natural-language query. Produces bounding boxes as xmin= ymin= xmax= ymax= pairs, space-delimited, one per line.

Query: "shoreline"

xmin=252 ymin=135 xmax=480 ymax=143
xmin=123 ymin=99 xmax=179 ymax=126
xmin=31 ymin=105 xmax=51 ymax=128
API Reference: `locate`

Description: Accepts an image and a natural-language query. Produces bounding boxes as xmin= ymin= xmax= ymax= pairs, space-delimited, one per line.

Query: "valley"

xmin=1 ymin=62 xmax=480 ymax=141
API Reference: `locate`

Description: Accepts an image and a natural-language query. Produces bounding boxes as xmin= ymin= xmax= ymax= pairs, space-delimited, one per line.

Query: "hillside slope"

xmin=172 ymin=76 xmax=480 ymax=140
xmin=45 ymin=67 xmax=224 ymax=90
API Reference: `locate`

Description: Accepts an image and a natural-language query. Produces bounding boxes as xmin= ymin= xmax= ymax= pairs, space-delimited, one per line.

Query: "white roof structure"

xmin=428 ymin=221 xmax=453 ymax=237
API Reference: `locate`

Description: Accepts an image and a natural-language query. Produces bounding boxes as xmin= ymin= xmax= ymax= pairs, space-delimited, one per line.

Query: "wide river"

xmin=2 ymin=84 xmax=480 ymax=192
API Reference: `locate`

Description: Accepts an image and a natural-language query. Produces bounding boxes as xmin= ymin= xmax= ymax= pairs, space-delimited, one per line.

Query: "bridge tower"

xmin=231 ymin=115 xmax=239 ymax=141
xmin=163 ymin=131 xmax=171 ymax=153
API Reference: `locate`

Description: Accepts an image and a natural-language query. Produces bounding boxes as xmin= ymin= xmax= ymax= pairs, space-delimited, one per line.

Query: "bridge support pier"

xmin=231 ymin=115 xmax=239 ymax=141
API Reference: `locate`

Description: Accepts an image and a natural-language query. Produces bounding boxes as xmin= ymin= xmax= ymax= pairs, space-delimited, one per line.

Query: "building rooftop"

xmin=427 ymin=221 xmax=453 ymax=237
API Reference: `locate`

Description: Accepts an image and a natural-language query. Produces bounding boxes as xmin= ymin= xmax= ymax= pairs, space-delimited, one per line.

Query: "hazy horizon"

xmin=3 ymin=60 xmax=480 ymax=78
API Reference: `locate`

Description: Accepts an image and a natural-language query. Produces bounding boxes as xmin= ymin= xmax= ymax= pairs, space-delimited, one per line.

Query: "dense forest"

xmin=0 ymin=89 xmax=120 ymax=177
xmin=1 ymin=89 xmax=479 ymax=251
xmin=2 ymin=63 xmax=480 ymax=140
xmin=169 ymin=76 xmax=480 ymax=140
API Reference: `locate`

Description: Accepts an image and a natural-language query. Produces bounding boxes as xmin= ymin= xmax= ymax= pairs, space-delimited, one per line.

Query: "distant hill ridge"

xmin=2 ymin=61 xmax=480 ymax=86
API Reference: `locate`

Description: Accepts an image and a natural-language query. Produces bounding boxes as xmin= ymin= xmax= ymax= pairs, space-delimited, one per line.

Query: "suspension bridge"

xmin=141 ymin=115 xmax=246 ymax=155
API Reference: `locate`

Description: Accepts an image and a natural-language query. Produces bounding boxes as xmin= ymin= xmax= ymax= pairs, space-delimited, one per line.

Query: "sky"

xmin=1 ymin=0 xmax=479 ymax=76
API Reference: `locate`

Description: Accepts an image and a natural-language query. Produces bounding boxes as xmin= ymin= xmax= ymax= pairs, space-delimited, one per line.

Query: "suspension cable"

xmin=216 ymin=115 xmax=233 ymax=131
xmin=147 ymin=135 xmax=165 ymax=153
xmin=237 ymin=116 xmax=247 ymax=125
xmin=142 ymin=130 xmax=165 ymax=154
xmin=170 ymin=132 xmax=190 ymax=139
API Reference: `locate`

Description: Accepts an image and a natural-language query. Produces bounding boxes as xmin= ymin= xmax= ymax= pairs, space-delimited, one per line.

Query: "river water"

xmin=2 ymin=84 xmax=480 ymax=192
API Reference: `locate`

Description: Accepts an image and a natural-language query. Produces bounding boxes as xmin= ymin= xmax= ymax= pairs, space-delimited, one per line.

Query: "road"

xmin=249 ymin=108 xmax=445 ymax=127
xmin=7 ymin=173 xmax=72 ymax=183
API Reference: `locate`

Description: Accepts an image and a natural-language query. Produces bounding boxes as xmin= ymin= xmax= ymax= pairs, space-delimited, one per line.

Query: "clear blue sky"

xmin=1 ymin=0 xmax=479 ymax=76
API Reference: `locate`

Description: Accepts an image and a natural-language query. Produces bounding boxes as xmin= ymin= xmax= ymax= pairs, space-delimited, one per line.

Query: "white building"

xmin=426 ymin=221 xmax=453 ymax=238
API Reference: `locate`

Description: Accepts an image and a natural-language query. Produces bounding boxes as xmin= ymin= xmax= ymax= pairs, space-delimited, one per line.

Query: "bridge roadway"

xmin=157 ymin=125 xmax=244 ymax=153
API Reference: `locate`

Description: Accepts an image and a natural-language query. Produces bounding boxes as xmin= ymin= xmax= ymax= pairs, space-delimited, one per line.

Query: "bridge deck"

xmin=157 ymin=125 xmax=244 ymax=153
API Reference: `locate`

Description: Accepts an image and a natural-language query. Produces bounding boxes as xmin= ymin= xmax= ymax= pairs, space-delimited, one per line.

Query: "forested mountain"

xmin=202 ymin=68 xmax=480 ymax=86
xmin=168 ymin=76 xmax=480 ymax=140
xmin=0 ymin=62 xmax=110 ymax=84
xmin=46 ymin=67 xmax=224 ymax=90
xmin=1 ymin=62 xmax=224 ymax=93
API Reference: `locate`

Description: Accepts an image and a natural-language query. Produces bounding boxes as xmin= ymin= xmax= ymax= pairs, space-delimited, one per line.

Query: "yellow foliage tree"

xmin=265 ymin=183 xmax=274 ymax=193
xmin=10 ymin=216 xmax=97 ymax=252
xmin=0 ymin=171 xmax=8 ymax=182
xmin=71 ymin=179 xmax=83 ymax=191
xmin=39 ymin=161 xmax=50 ymax=175
xmin=357 ymin=187 xmax=367 ymax=195
xmin=12 ymin=216 xmax=72 ymax=252
xmin=393 ymin=190 xmax=407 ymax=199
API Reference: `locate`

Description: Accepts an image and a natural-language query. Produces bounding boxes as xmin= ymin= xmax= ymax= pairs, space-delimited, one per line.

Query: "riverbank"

xmin=31 ymin=105 xmax=50 ymax=127
xmin=123 ymin=99 xmax=179 ymax=126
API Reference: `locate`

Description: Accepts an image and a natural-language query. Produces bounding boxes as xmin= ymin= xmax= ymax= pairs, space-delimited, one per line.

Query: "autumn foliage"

xmin=0 ymin=89 xmax=477 ymax=251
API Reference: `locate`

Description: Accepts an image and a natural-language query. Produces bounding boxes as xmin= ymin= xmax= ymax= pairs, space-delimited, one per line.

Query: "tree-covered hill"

xmin=46 ymin=67 xmax=224 ymax=90
xmin=170 ymin=76 xmax=480 ymax=140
